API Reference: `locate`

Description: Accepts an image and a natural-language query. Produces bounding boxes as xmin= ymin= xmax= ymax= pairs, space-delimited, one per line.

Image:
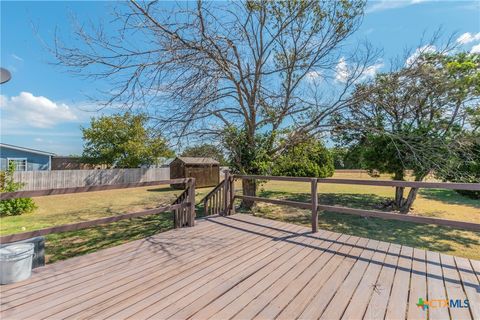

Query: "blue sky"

xmin=1 ymin=0 xmax=479 ymax=155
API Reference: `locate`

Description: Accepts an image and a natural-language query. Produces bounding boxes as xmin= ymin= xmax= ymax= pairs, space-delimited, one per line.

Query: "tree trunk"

xmin=398 ymin=187 xmax=419 ymax=214
xmin=241 ymin=178 xmax=257 ymax=209
xmin=394 ymin=186 xmax=406 ymax=209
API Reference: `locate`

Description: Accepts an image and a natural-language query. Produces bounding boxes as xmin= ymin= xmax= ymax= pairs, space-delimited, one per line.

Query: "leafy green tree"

xmin=335 ymin=52 xmax=480 ymax=213
xmin=81 ymin=113 xmax=174 ymax=168
xmin=272 ymin=139 xmax=334 ymax=178
xmin=181 ymin=144 xmax=227 ymax=165
xmin=222 ymin=127 xmax=274 ymax=206
xmin=331 ymin=147 xmax=364 ymax=169
xmin=0 ymin=162 xmax=36 ymax=216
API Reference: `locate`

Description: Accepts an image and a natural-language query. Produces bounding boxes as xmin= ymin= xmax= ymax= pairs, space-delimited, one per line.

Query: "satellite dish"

xmin=0 ymin=68 xmax=12 ymax=84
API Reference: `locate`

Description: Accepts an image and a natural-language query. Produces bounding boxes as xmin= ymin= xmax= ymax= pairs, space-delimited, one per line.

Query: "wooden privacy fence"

xmin=12 ymin=168 xmax=170 ymax=191
xmin=0 ymin=178 xmax=195 ymax=244
xmin=204 ymin=174 xmax=480 ymax=232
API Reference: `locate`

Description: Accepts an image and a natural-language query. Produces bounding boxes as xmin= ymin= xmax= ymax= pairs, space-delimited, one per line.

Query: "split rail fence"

xmin=0 ymin=178 xmax=195 ymax=244
xmin=2 ymin=173 xmax=479 ymax=244
xmin=202 ymin=174 xmax=480 ymax=233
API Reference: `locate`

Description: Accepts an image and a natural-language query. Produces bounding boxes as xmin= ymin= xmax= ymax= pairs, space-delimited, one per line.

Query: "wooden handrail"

xmin=171 ymin=179 xmax=195 ymax=228
xmin=199 ymin=179 xmax=225 ymax=204
xmin=234 ymin=195 xmax=480 ymax=232
xmin=235 ymin=174 xmax=480 ymax=191
xmin=235 ymin=175 xmax=312 ymax=182
xmin=233 ymin=174 xmax=480 ymax=232
xmin=316 ymin=204 xmax=480 ymax=231
xmin=203 ymin=180 xmax=226 ymax=216
xmin=236 ymin=195 xmax=310 ymax=209
xmin=316 ymin=178 xmax=480 ymax=190
xmin=0 ymin=178 xmax=197 ymax=244
xmin=201 ymin=172 xmax=235 ymax=217
xmin=0 ymin=202 xmax=190 ymax=244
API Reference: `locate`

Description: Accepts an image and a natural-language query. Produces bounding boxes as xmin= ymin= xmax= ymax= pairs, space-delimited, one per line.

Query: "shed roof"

xmin=0 ymin=143 xmax=56 ymax=156
xmin=174 ymin=157 xmax=219 ymax=165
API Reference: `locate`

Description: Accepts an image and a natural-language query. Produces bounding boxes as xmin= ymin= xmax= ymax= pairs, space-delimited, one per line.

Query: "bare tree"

xmin=53 ymin=0 xmax=378 ymax=208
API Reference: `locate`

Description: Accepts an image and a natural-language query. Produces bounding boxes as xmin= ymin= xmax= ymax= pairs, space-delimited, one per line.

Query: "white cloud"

xmin=0 ymin=92 xmax=78 ymax=128
xmin=335 ymin=58 xmax=383 ymax=83
xmin=471 ymin=43 xmax=480 ymax=54
xmin=335 ymin=58 xmax=349 ymax=83
xmin=405 ymin=45 xmax=436 ymax=66
xmin=362 ymin=62 xmax=384 ymax=79
xmin=456 ymin=32 xmax=480 ymax=45
xmin=366 ymin=0 xmax=426 ymax=13
xmin=306 ymin=70 xmax=322 ymax=82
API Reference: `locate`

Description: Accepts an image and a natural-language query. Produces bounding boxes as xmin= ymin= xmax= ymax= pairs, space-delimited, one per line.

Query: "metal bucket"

xmin=0 ymin=243 xmax=34 ymax=285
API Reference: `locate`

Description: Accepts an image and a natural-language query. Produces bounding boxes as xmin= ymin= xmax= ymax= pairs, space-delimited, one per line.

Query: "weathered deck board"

xmin=454 ymin=256 xmax=480 ymax=320
xmin=406 ymin=248 xmax=428 ymax=320
xmin=253 ymin=233 xmax=353 ymax=320
xmin=426 ymin=251 xmax=450 ymax=320
xmin=384 ymin=245 xmax=414 ymax=319
xmin=440 ymin=254 xmax=472 ymax=320
xmin=314 ymin=240 xmax=380 ymax=319
xmin=340 ymin=241 xmax=390 ymax=320
xmin=363 ymin=243 xmax=401 ymax=320
xmin=277 ymin=235 xmax=363 ymax=319
xmin=0 ymin=214 xmax=478 ymax=320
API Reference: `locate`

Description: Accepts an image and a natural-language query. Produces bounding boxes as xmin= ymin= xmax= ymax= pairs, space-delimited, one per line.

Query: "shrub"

xmin=272 ymin=139 xmax=334 ymax=178
xmin=0 ymin=162 xmax=36 ymax=216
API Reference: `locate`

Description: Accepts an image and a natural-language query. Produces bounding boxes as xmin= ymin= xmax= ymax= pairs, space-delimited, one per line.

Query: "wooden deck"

xmin=1 ymin=214 xmax=479 ymax=320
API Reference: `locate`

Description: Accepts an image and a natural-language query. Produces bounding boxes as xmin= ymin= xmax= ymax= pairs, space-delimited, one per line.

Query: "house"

xmin=0 ymin=143 xmax=55 ymax=171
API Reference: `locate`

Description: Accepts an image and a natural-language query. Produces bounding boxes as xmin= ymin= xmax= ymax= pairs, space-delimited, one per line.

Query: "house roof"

xmin=174 ymin=157 xmax=219 ymax=165
xmin=0 ymin=143 xmax=56 ymax=156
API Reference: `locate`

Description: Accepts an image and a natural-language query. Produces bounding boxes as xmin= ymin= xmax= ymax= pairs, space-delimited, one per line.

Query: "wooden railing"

xmin=0 ymin=178 xmax=196 ymax=244
xmin=200 ymin=171 xmax=235 ymax=216
xmin=233 ymin=175 xmax=480 ymax=232
xmin=171 ymin=178 xmax=196 ymax=228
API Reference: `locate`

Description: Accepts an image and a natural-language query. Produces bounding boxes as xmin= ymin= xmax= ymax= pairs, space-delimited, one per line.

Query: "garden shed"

xmin=170 ymin=157 xmax=220 ymax=189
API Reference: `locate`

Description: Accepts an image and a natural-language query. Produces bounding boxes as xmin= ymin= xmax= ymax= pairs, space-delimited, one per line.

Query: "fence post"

xmin=311 ymin=178 xmax=318 ymax=233
xmin=203 ymin=198 xmax=209 ymax=216
xmin=229 ymin=175 xmax=235 ymax=215
xmin=224 ymin=171 xmax=230 ymax=216
xmin=188 ymin=178 xmax=196 ymax=227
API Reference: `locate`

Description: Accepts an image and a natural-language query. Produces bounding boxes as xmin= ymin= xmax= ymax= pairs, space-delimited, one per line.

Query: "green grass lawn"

xmin=0 ymin=186 xmax=212 ymax=263
xmin=243 ymin=172 xmax=480 ymax=260
xmin=1 ymin=172 xmax=478 ymax=263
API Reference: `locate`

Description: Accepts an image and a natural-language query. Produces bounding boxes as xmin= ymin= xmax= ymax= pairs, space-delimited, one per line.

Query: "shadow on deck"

xmin=1 ymin=214 xmax=479 ymax=320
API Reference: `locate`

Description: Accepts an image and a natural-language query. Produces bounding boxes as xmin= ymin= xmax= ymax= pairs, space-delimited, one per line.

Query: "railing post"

xmin=229 ymin=175 xmax=235 ymax=215
xmin=203 ymin=198 xmax=208 ymax=216
xmin=188 ymin=178 xmax=196 ymax=227
xmin=311 ymin=178 xmax=318 ymax=233
xmin=224 ymin=171 xmax=230 ymax=216
xmin=174 ymin=207 xmax=179 ymax=228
